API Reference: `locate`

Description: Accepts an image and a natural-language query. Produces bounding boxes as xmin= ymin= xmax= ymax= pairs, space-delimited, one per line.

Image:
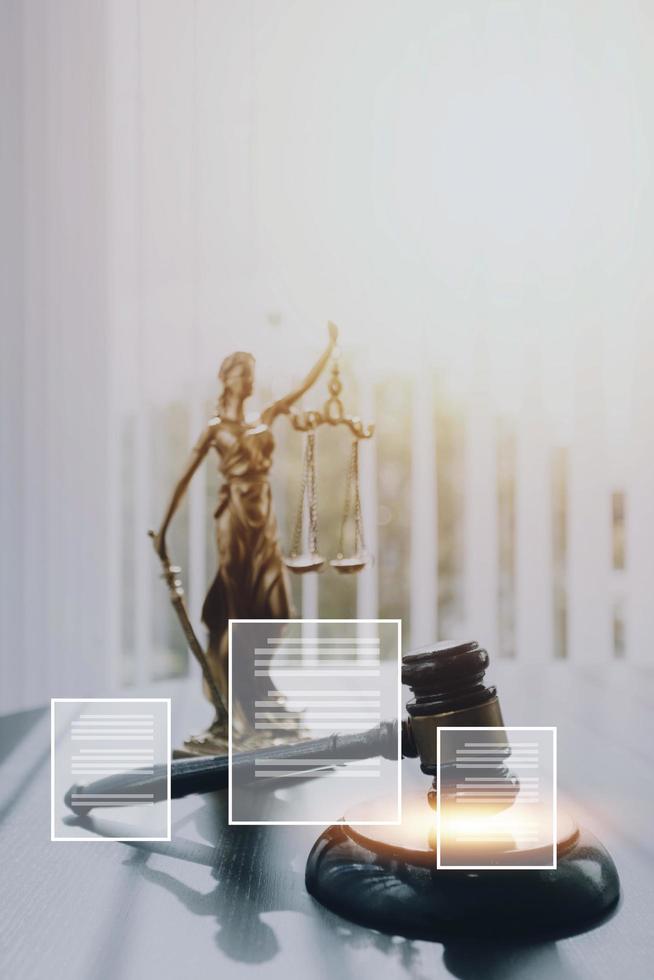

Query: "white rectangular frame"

xmin=436 ymin=725 xmax=557 ymax=871
xmin=228 ymin=618 xmax=402 ymax=826
xmin=50 ymin=697 xmax=172 ymax=843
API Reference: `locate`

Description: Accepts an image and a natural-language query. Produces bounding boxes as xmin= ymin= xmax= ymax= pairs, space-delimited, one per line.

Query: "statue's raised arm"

xmin=260 ymin=322 xmax=338 ymax=426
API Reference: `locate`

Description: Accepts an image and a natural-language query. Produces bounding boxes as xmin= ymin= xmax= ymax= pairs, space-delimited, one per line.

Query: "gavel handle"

xmin=65 ymin=722 xmax=400 ymax=813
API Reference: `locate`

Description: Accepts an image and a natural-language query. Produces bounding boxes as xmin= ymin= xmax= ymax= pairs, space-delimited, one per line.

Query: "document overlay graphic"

xmin=229 ymin=619 xmax=401 ymax=825
xmin=51 ymin=698 xmax=171 ymax=841
xmin=436 ymin=726 xmax=557 ymax=869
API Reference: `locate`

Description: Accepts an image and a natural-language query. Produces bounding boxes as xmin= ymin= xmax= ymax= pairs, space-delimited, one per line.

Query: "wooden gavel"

xmin=65 ymin=640 xmax=507 ymax=814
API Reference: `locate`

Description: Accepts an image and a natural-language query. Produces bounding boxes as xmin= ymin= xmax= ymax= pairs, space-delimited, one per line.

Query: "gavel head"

xmin=401 ymin=640 xmax=513 ymax=811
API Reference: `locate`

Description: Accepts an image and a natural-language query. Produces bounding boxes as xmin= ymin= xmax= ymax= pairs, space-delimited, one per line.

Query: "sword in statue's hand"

xmin=148 ymin=530 xmax=228 ymax=728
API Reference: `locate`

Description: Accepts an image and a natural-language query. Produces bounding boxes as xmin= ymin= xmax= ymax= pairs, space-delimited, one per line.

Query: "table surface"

xmin=1 ymin=661 xmax=653 ymax=980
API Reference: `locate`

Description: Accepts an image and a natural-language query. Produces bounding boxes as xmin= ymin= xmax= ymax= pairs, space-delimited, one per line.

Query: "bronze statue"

xmin=152 ymin=323 xmax=338 ymax=754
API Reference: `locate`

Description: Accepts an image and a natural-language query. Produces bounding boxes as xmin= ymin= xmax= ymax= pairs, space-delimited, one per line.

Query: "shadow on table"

xmin=66 ymin=791 xmax=584 ymax=977
xmin=119 ymin=792 xmax=424 ymax=971
xmin=0 ymin=706 xmax=51 ymax=827
xmin=0 ymin=705 xmax=49 ymax=765
xmin=105 ymin=791 xmax=427 ymax=971
xmin=125 ymin=792 xmax=297 ymax=963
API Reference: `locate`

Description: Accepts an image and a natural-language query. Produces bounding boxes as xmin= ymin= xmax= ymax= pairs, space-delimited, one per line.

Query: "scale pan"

xmin=330 ymin=555 xmax=368 ymax=574
xmin=284 ymin=554 xmax=325 ymax=574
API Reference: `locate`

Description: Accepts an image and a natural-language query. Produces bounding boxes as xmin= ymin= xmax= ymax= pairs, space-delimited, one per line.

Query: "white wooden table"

xmin=1 ymin=662 xmax=652 ymax=980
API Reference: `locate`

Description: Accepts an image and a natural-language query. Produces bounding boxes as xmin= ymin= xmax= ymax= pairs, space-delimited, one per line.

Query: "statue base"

xmin=174 ymin=731 xmax=229 ymax=759
xmin=305 ymin=795 xmax=620 ymax=941
xmin=173 ymin=720 xmax=310 ymax=759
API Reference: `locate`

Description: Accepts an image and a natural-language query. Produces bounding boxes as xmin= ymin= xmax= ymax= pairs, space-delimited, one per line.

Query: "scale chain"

xmin=307 ymin=431 xmax=320 ymax=555
xmin=353 ymin=439 xmax=365 ymax=556
xmin=290 ymin=430 xmax=320 ymax=558
xmin=290 ymin=434 xmax=308 ymax=557
xmin=337 ymin=439 xmax=365 ymax=559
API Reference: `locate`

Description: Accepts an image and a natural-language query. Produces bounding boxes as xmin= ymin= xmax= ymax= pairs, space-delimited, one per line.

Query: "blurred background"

xmin=2 ymin=0 xmax=654 ymax=712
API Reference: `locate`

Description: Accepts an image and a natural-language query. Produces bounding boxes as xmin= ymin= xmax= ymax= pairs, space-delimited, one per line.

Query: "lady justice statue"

xmin=152 ymin=323 xmax=338 ymax=755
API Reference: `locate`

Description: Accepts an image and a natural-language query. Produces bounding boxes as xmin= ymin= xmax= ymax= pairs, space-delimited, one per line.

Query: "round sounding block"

xmin=305 ymin=795 xmax=619 ymax=941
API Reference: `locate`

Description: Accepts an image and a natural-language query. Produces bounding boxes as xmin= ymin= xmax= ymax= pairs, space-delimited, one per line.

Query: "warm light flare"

xmin=439 ymin=801 xmax=551 ymax=848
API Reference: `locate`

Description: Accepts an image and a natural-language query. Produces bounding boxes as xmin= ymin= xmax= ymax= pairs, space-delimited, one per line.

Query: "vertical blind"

xmin=2 ymin=0 xmax=654 ymax=713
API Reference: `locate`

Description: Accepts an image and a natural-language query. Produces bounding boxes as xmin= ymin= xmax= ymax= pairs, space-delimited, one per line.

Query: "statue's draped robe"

xmin=202 ymin=419 xmax=292 ymax=725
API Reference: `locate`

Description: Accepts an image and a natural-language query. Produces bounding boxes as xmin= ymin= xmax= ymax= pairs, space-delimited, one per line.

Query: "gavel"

xmin=63 ymin=638 xmax=621 ymax=942
xmin=65 ymin=640 xmax=507 ymax=814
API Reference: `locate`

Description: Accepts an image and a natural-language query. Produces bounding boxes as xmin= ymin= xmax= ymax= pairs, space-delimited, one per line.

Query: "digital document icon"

xmin=436 ymin=726 xmax=557 ymax=869
xmin=229 ymin=619 xmax=402 ymax=825
xmin=51 ymin=698 xmax=171 ymax=841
